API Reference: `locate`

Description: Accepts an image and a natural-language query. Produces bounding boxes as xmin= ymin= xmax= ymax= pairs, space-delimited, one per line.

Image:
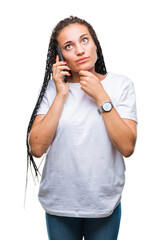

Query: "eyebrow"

xmin=63 ymin=34 xmax=89 ymax=46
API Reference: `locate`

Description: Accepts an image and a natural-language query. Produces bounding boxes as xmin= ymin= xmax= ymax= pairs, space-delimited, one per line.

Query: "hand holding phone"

xmin=56 ymin=45 xmax=69 ymax=83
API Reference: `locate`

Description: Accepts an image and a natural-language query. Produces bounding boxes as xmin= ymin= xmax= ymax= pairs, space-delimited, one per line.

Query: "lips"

xmin=76 ymin=57 xmax=89 ymax=63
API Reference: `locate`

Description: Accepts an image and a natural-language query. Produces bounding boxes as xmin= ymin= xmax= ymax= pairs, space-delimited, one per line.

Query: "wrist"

xmin=56 ymin=92 xmax=68 ymax=102
xmin=95 ymin=92 xmax=111 ymax=107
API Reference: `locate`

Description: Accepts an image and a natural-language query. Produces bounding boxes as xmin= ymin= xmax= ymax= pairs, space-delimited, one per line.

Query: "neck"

xmin=68 ymin=71 xmax=81 ymax=83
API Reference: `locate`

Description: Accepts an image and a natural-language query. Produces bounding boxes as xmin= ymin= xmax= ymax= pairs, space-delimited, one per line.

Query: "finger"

xmin=80 ymin=83 xmax=86 ymax=90
xmin=58 ymin=65 xmax=71 ymax=71
xmin=79 ymin=70 xmax=90 ymax=76
xmin=61 ymin=71 xmax=71 ymax=77
xmin=56 ymin=55 xmax=59 ymax=63
xmin=53 ymin=60 xmax=67 ymax=69
xmin=80 ymin=80 xmax=87 ymax=86
xmin=80 ymin=75 xmax=86 ymax=80
xmin=80 ymin=76 xmax=88 ymax=82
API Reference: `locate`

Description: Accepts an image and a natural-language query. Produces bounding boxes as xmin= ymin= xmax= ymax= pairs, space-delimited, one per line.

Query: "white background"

xmin=0 ymin=0 xmax=164 ymax=239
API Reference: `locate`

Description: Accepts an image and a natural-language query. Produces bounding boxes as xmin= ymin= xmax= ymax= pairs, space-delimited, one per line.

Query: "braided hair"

xmin=26 ymin=16 xmax=107 ymax=189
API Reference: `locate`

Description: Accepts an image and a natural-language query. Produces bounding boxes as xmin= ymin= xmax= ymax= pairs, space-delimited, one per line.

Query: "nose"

xmin=75 ymin=43 xmax=85 ymax=56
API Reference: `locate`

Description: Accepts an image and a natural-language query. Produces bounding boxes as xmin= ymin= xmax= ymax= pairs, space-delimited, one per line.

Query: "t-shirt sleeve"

xmin=116 ymin=78 xmax=138 ymax=123
xmin=36 ymin=88 xmax=50 ymax=115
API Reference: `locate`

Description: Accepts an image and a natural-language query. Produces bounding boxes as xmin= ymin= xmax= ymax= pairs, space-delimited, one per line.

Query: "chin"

xmin=80 ymin=63 xmax=94 ymax=71
xmin=72 ymin=61 xmax=95 ymax=72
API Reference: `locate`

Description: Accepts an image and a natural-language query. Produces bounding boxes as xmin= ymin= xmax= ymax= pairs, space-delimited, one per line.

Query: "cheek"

xmin=87 ymin=41 xmax=97 ymax=56
xmin=89 ymin=45 xmax=98 ymax=62
xmin=63 ymin=52 xmax=74 ymax=65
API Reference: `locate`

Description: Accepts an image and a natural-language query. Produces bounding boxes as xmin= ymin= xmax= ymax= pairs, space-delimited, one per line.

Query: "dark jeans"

xmin=45 ymin=203 xmax=121 ymax=240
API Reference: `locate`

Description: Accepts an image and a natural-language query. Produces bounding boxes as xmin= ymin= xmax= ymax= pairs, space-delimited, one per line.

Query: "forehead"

xmin=57 ymin=23 xmax=91 ymax=44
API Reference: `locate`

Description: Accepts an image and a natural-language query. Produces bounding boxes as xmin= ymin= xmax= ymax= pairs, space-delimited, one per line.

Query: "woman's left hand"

xmin=79 ymin=70 xmax=106 ymax=102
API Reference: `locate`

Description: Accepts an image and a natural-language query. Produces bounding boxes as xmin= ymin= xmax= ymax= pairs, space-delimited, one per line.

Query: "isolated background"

xmin=0 ymin=0 xmax=164 ymax=239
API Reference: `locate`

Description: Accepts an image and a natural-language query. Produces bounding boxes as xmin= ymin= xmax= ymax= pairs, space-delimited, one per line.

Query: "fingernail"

xmin=68 ymin=67 xmax=71 ymax=70
xmin=63 ymin=61 xmax=67 ymax=64
xmin=68 ymin=72 xmax=71 ymax=76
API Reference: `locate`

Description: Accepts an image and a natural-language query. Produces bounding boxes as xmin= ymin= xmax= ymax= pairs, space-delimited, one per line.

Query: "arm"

xmin=79 ymin=70 xmax=137 ymax=157
xmin=29 ymin=55 xmax=70 ymax=158
xmin=29 ymin=94 xmax=67 ymax=158
xmin=96 ymin=93 xmax=137 ymax=157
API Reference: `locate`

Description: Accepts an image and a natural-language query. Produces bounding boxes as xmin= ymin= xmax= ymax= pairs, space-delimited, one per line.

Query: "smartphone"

xmin=56 ymin=45 xmax=68 ymax=83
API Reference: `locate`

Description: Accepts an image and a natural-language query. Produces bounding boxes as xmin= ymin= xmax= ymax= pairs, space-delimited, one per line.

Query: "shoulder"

xmin=102 ymin=72 xmax=134 ymax=93
xmin=102 ymin=72 xmax=136 ymax=104
xmin=105 ymin=72 xmax=133 ymax=87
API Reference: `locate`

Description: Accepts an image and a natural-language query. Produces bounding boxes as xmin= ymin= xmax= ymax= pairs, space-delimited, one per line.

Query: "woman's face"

xmin=57 ymin=23 xmax=98 ymax=73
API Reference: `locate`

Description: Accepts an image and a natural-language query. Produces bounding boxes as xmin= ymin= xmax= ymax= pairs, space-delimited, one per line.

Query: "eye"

xmin=65 ymin=44 xmax=73 ymax=50
xmin=82 ymin=38 xmax=88 ymax=43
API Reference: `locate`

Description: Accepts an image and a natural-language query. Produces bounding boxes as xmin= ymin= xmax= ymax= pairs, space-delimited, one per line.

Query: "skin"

xmin=29 ymin=23 xmax=137 ymax=158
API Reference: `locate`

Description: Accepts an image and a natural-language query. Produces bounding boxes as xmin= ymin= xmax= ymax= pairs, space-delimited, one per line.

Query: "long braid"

xmin=25 ymin=37 xmax=58 ymax=204
xmin=25 ymin=16 xmax=107 ymax=201
xmin=90 ymin=30 xmax=107 ymax=75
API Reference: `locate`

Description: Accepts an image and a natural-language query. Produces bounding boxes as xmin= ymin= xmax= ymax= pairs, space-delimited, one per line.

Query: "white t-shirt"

xmin=37 ymin=72 xmax=138 ymax=218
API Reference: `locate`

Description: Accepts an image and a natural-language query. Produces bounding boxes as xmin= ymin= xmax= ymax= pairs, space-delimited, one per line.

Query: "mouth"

xmin=76 ymin=57 xmax=89 ymax=63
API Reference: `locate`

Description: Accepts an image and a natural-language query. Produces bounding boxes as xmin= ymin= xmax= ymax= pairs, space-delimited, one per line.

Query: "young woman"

xmin=27 ymin=16 xmax=138 ymax=240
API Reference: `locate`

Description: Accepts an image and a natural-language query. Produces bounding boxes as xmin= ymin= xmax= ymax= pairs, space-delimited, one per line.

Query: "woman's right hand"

xmin=52 ymin=55 xmax=70 ymax=97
